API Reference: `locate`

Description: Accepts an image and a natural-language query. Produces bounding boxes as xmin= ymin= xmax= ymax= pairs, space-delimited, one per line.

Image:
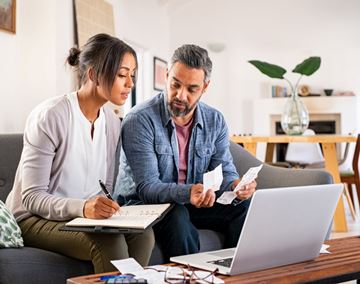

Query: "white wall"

xmin=0 ymin=0 xmax=57 ymax=133
xmin=0 ymin=0 xmax=170 ymax=133
xmin=115 ymin=0 xmax=170 ymax=103
xmin=1 ymin=0 xmax=359 ymax=134
xmin=168 ymin=0 xmax=360 ymax=135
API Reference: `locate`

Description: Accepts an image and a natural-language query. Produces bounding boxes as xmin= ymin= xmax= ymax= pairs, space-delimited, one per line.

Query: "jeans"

xmin=153 ymin=199 xmax=251 ymax=261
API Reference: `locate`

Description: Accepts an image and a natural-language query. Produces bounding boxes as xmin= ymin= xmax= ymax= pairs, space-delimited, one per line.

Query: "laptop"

xmin=170 ymin=183 xmax=343 ymax=275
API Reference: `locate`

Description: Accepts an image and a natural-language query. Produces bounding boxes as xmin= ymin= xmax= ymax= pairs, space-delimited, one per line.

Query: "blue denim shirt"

xmin=118 ymin=93 xmax=239 ymax=204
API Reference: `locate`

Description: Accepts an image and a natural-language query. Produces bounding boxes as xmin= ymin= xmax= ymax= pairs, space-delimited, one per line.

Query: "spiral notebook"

xmin=60 ymin=203 xmax=172 ymax=234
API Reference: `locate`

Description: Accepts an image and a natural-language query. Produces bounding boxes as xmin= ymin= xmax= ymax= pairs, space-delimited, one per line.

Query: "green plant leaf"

xmin=292 ymin=57 xmax=321 ymax=76
xmin=248 ymin=60 xmax=287 ymax=79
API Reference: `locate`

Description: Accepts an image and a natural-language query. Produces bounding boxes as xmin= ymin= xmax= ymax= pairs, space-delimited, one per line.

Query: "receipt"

xmin=203 ymin=164 xmax=223 ymax=193
xmin=233 ymin=164 xmax=263 ymax=192
xmin=111 ymin=258 xmax=144 ymax=274
xmin=217 ymin=164 xmax=263 ymax=205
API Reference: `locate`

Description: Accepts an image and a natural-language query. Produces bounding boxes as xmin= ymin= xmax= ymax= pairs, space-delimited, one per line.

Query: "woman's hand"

xmin=83 ymin=196 xmax=120 ymax=219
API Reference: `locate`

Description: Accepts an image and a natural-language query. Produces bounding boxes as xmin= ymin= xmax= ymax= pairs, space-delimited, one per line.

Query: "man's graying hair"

xmin=171 ymin=44 xmax=212 ymax=82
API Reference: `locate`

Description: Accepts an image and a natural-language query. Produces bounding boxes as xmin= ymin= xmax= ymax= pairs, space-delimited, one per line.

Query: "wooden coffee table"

xmin=67 ymin=236 xmax=360 ymax=284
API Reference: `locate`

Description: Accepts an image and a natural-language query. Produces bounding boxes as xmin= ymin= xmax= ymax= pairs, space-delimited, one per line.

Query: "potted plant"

xmin=249 ymin=57 xmax=321 ymax=135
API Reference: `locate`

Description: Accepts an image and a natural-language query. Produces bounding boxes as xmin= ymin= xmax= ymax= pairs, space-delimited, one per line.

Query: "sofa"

xmin=0 ymin=133 xmax=333 ymax=284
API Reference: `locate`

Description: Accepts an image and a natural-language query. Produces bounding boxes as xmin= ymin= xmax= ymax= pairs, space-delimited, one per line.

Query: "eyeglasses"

xmin=164 ymin=264 xmax=219 ymax=284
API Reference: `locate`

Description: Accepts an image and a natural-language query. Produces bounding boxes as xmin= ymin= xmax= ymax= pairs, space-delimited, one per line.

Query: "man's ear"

xmin=202 ymin=80 xmax=210 ymax=94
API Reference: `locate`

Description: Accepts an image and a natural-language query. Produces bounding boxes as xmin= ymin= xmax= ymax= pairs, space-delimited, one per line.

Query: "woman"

xmin=5 ymin=33 xmax=154 ymax=273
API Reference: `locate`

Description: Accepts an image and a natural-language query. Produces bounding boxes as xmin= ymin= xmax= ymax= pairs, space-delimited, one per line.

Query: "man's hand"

xmin=232 ymin=179 xmax=257 ymax=201
xmin=201 ymin=189 xmax=216 ymax=208
xmin=190 ymin=184 xmax=216 ymax=208
xmin=190 ymin=184 xmax=205 ymax=208
xmin=83 ymin=196 xmax=120 ymax=219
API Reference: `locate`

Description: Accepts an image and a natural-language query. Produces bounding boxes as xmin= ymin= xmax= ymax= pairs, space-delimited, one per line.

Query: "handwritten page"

xmin=203 ymin=164 xmax=223 ymax=193
xmin=66 ymin=204 xmax=171 ymax=229
xmin=217 ymin=164 xmax=263 ymax=205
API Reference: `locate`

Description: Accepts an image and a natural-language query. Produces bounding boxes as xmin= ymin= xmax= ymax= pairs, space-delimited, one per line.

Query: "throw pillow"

xmin=0 ymin=200 xmax=24 ymax=248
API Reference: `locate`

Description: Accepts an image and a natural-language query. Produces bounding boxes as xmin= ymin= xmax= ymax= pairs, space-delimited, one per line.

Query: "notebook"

xmin=170 ymin=184 xmax=343 ymax=275
xmin=60 ymin=203 xmax=172 ymax=234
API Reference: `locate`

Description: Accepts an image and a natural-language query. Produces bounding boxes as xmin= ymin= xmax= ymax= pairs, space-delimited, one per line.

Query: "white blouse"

xmin=55 ymin=92 xmax=107 ymax=199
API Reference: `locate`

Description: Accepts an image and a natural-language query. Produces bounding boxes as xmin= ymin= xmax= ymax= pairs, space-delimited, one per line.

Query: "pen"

xmin=99 ymin=179 xmax=114 ymax=201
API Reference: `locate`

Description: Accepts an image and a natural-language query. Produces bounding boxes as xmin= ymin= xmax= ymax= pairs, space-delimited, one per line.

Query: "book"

xmin=60 ymin=203 xmax=172 ymax=234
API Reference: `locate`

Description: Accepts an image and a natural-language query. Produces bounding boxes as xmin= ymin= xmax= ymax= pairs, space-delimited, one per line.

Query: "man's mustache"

xmin=172 ymin=98 xmax=187 ymax=106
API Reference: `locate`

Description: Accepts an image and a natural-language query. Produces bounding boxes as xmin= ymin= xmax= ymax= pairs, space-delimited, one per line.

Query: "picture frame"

xmin=153 ymin=57 xmax=167 ymax=91
xmin=0 ymin=0 xmax=16 ymax=34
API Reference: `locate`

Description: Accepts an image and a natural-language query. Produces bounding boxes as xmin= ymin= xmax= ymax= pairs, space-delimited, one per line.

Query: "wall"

xmin=1 ymin=0 xmax=359 ymax=134
xmin=0 ymin=0 xmax=170 ymax=133
xmin=167 ymin=0 xmax=360 ymax=135
xmin=0 ymin=0 xmax=57 ymax=133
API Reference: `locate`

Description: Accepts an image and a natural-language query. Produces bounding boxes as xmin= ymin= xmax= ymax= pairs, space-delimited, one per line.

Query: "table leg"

xmin=322 ymin=142 xmax=348 ymax=232
xmin=243 ymin=142 xmax=257 ymax=156
xmin=265 ymin=143 xmax=275 ymax=163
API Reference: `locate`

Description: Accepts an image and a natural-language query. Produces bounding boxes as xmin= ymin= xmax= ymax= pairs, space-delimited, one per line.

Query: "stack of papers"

xmin=110 ymin=259 xmax=224 ymax=284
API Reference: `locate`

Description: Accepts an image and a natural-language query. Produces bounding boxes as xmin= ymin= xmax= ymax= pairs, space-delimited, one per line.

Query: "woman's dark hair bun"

xmin=67 ymin=47 xmax=81 ymax=66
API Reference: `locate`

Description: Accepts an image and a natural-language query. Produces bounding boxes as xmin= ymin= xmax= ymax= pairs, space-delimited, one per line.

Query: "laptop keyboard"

xmin=208 ymin=257 xmax=233 ymax=268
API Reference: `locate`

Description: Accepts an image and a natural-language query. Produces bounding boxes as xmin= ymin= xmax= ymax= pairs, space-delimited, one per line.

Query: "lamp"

xmin=207 ymin=43 xmax=226 ymax=53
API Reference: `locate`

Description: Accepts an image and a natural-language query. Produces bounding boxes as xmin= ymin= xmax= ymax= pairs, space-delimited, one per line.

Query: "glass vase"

xmin=281 ymin=91 xmax=309 ymax=135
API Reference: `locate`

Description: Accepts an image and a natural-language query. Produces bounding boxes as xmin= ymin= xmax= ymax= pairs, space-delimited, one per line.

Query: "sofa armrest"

xmin=229 ymin=141 xmax=333 ymax=189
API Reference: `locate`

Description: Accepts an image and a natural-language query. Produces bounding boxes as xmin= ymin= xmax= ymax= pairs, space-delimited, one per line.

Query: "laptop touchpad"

xmin=208 ymin=249 xmax=235 ymax=258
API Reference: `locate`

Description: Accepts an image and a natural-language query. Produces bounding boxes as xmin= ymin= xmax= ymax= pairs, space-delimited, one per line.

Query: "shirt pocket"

xmin=155 ymin=144 xmax=174 ymax=175
xmin=195 ymin=145 xmax=213 ymax=174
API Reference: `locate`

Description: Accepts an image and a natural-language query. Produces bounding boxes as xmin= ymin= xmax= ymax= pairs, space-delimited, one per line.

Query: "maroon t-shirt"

xmin=174 ymin=117 xmax=194 ymax=184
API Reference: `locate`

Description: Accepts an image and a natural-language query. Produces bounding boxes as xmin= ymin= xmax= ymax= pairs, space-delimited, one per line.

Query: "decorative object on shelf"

xmin=271 ymin=85 xmax=288 ymax=97
xmin=0 ymin=0 xmax=16 ymax=34
xmin=153 ymin=57 xmax=167 ymax=91
xmin=249 ymin=57 xmax=321 ymax=135
xmin=299 ymin=85 xmax=310 ymax=97
xmin=324 ymin=89 xmax=334 ymax=96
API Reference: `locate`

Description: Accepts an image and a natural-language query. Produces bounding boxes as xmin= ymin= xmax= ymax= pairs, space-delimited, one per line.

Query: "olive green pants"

xmin=20 ymin=216 xmax=155 ymax=273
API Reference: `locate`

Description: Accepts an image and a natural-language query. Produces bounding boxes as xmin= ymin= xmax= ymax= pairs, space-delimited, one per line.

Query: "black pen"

xmin=99 ymin=180 xmax=114 ymax=201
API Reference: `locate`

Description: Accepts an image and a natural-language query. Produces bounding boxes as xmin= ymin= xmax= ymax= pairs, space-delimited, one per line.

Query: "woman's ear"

xmin=88 ymin=67 xmax=98 ymax=85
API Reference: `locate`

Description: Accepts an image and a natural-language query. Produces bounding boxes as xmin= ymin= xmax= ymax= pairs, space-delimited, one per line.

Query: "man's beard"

xmin=167 ymin=97 xmax=200 ymax=117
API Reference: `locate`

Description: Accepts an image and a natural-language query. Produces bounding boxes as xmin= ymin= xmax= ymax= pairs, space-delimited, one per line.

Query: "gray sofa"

xmin=0 ymin=133 xmax=332 ymax=284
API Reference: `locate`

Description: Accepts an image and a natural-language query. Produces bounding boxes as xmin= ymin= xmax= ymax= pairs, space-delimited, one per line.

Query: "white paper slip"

xmin=216 ymin=191 xmax=237 ymax=205
xmin=203 ymin=164 xmax=223 ymax=193
xmin=234 ymin=164 xmax=263 ymax=192
xmin=217 ymin=164 xmax=263 ymax=205
xmin=110 ymin=258 xmax=144 ymax=274
xmin=320 ymin=244 xmax=331 ymax=254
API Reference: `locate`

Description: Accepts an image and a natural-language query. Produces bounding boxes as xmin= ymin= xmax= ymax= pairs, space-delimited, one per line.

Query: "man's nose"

xmin=176 ymin=88 xmax=187 ymax=101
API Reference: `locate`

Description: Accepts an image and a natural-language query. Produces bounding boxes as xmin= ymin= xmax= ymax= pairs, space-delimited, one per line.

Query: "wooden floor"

xmin=330 ymin=187 xmax=360 ymax=284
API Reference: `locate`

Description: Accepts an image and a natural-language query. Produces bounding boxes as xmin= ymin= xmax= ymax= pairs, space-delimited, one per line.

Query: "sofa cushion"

xmin=0 ymin=134 xmax=23 ymax=202
xmin=0 ymin=247 xmax=93 ymax=284
xmin=0 ymin=200 xmax=23 ymax=248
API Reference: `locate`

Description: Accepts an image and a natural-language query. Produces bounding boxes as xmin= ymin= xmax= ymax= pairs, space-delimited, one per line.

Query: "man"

xmin=118 ymin=44 xmax=256 ymax=260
